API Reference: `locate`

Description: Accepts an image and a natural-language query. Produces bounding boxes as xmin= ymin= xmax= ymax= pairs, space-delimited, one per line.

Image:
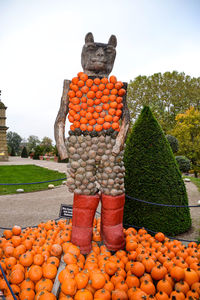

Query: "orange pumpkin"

xmin=28 ymin=265 xmax=43 ymax=282
xmin=74 ymin=288 xmax=93 ymax=300
xmin=94 ymin=288 xmax=111 ymax=299
xmin=20 ymin=278 xmax=35 ymax=290
xmin=61 ymin=278 xmax=77 ymax=296
xmin=9 ymin=268 xmax=24 ymax=285
xmin=50 ymin=244 xmax=62 ymax=257
xmin=35 ymin=278 xmax=53 ymax=293
xmin=74 ymin=272 xmax=89 ymax=289
xmin=42 ymin=263 xmax=57 ymax=280
xmin=90 ymin=271 xmax=106 ymax=290
xmin=19 ymin=252 xmax=33 ymax=267
xmin=19 ymin=288 xmax=35 ymax=300
xmin=12 ymin=226 xmax=22 ymax=236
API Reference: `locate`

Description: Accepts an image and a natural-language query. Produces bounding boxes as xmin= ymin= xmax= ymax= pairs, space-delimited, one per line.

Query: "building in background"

xmin=0 ymin=91 xmax=9 ymax=161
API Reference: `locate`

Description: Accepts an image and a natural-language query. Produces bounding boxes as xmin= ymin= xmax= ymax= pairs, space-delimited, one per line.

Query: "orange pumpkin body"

xmin=68 ymin=73 xmax=125 ymax=132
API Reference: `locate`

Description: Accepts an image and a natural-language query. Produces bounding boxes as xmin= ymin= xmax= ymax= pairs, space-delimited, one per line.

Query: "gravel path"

xmin=0 ymin=157 xmax=200 ymax=243
xmin=175 ymin=181 xmax=200 ymax=243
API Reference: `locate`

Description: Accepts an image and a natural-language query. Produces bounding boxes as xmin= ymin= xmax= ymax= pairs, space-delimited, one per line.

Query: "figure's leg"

xmin=71 ymin=193 xmax=100 ymax=254
xmin=101 ymin=193 xmax=125 ymax=251
xmin=98 ymin=135 xmax=126 ymax=251
xmin=66 ymin=135 xmax=99 ymax=254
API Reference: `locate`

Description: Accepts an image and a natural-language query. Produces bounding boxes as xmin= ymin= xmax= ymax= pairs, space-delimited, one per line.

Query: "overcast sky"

xmin=0 ymin=0 xmax=199 ymax=143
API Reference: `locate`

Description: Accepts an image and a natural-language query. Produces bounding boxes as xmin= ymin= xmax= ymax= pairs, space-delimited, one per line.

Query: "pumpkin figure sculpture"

xmin=55 ymin=32 xmax=130 ymax=254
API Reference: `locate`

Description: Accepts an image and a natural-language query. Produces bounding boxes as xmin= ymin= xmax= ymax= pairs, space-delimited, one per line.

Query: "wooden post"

xmin=51 ymin=255 xmax=65 ymax=297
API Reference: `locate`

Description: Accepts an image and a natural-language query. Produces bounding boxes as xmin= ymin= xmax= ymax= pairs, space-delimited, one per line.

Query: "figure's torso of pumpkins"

xmin=68 ymin=72 xmax=126 ymax=132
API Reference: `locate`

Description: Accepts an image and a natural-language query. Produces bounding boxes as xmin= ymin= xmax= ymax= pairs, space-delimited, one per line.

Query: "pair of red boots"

xmin=71 ymin=193 xmax=125 ymax=254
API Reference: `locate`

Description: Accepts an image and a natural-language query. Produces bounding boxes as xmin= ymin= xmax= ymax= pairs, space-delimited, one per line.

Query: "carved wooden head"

xmin=81 ymin=32 xmax=117 ymax=77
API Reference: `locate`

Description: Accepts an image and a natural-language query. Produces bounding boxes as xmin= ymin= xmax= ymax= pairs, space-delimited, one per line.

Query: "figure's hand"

xmin=58 ymin=144 xmax=68 ymax=160
xmin=112 ymin=139 xmax=123 ymax=156
xmin=62 ymin=151 xmax=69 ymax=160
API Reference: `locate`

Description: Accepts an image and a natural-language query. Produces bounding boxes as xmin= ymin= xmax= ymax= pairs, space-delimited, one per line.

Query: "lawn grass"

xmin=188 ymin=177 xmax=200 ymax=193
xmin=183 ymin=175 xmax=200 ymax=192
xmin=0 ymin=165 xmax=66 ymax=195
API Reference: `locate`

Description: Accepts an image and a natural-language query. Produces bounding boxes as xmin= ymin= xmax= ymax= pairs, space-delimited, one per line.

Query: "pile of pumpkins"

xmin=0 ymin=218 xmax=200 ymax=299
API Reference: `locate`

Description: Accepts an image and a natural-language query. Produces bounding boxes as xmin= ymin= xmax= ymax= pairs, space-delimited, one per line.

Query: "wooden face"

xmin=81 ymin=33 xmax=117 ymax=77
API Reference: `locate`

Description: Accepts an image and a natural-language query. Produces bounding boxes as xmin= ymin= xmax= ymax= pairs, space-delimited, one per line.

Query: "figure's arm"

xmin=112 ymin=82 xmax=130 ymax=155
xmin=54 ymin=80 xmax=70 ymax=160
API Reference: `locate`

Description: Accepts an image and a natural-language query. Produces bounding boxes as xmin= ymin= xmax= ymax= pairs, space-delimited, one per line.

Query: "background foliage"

xmin=127 ymin=71 xmax=200 ymax=132
xmin=170 ymin=107 xmax=200 ymax=177
xmin=6 ymin=133 xmax=55 ymax=158
xmin=7 ymin=131 xmax=22 ymax=155
xmin=175 ymin=156 xmax=191 ymax=173
xmin=165 ymin=134 xmax=179 ymax=154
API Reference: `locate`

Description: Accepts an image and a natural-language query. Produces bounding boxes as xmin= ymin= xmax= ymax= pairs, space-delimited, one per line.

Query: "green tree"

xmin=7 ymin=131 xmax=22 ymax=155
xmin=127 ymin=71 xmax=200 ymax=132
xmin=7 ymin=145 xmax=11 ymax=155
xmin=171 ymin=107 xmax=200 ymax=177
xmin=40 ymin=136 xmax=53 ymax=154
xmin=124 ymin=106 xmax=191 ymax=236
xmin=10 ymin=147 xmax=16 ymax=156
xmin=33 ymin=145 xmax=43 ymax=160
xmin=21 ymin=146 xmax=28 ymax=158
xmin=27 ymin=135 xmax=40 ymax=153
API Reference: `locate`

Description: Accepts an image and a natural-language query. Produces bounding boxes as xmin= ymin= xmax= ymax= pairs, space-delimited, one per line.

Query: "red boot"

xmin=71 ymin=193 xmax=100 ymax=254
xmin=101 ymin=193 xmax=125 ymax=251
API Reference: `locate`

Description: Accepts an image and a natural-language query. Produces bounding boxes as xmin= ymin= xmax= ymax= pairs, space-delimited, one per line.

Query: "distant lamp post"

xmin=0 ymin=90 xmax=9 ymax=161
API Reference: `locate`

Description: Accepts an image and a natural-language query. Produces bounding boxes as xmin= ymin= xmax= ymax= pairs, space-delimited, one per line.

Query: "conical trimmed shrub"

xmin=124 ymin=106 xmax=191 ymax=236
xmin=21 ymin=146 xmax=28 ymax=158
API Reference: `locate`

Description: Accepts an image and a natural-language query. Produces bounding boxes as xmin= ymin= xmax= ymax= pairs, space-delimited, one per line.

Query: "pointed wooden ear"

xmin=85 ymin=32 xmax=94 ymax=43
xmin=108 ymin=35 xmax=117 ymax=48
